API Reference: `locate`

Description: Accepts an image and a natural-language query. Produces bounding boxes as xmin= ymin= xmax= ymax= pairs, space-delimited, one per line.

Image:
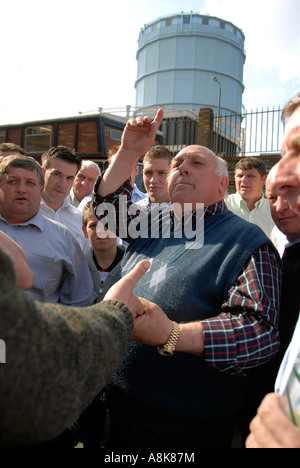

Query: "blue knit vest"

xmin=110 ymin=208 xmax=276 ymax=421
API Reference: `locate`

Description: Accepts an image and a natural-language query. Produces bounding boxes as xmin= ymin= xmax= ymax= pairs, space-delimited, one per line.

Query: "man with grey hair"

xmin=92 ymin=109 xmax=281 ymax=449
xmin=0 ymin=155 xmax=95 ymax=306
xmin=68 ymin=159 xmax=101 ymax=207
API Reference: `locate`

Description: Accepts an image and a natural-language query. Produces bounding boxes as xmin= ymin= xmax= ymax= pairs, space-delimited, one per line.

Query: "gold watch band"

xmin=157 ymin=321 xmax=180 ymax=356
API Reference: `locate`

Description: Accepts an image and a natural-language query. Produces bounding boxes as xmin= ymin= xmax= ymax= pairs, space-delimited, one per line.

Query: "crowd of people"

xmin=0 ymin=91 xmax=299 ymax=449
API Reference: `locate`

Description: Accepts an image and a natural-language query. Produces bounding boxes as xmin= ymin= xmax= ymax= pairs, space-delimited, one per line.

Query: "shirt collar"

xmin=40 ymin=196 xmax=72 ymax=212
xmin=0 ymin=210 xmax=44 ymax=230
xmin=204 ymin=200 xmax=227 ymax=218
xmin=234 ymin=191 xmax=265 ymax=208
xmin=286 ymin=236 xmax=300 ymax=248
xmin=170 ymin=200 xmax=227 ymax=227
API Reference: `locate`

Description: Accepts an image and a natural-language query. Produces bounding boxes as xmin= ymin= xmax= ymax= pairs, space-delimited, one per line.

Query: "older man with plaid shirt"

xmin=93 ymin=108 xmax=281 ymax=449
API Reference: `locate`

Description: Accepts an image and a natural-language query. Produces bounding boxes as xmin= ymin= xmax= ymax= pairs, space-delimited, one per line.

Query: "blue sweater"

xmin=110 ymin=207 xmax=277 ymax=420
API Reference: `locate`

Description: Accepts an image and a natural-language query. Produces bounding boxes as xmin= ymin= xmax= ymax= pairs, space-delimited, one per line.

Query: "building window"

xmin=220 ymin=21 xmax=225 ymax=29
xmin=183 ymin=15 xmax=191 ymax=25
xmin=110 ymin=129 xmax=122 ymax=142
xmin=166 ymin=18 xmax=172 ymax=27
xmin=25 ymin=125 xmax=52 ymax=153
xmin=202 ymin=17 xmax=209 ymax=25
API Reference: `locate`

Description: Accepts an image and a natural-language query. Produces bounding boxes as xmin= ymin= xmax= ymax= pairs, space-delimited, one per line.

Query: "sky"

xmin=1 ymin=0 xmax=300 ymax=125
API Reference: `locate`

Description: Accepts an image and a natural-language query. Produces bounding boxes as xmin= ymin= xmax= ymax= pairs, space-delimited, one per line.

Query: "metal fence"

xmin=213 ymin=106 xmax=284 ymax=157
xmin=96 ymin=105 xmax=284 ymax=157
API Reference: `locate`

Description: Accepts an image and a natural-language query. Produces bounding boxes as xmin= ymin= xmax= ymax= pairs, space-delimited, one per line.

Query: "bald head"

xmin=266 ymin=164 xmax=300 ymax=241
xmin=168 ymin=145 xmax=229 ymax=209
xmin=267 ymin=102 xmax=300 ymax=214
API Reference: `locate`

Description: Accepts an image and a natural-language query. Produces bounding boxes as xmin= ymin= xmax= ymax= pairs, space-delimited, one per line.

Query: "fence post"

xmin=197 ymin=108 xmax=214 ymax=149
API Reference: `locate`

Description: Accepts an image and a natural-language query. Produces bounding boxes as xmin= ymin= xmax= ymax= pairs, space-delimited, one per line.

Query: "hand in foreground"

xmin=133 ymin=297 xmax=173 ymax=347
xmin=246 ymin=393 xmax=300 ymax=448
xmin=0 ymin=231 xmax=34 ymax=290
xmin=103 ymin=260 xmax=151 ymax=318
xmin=121 ymin=107 xmax=164 ymax=158
xmin=134 ymin=298 xmax=205 ymax=356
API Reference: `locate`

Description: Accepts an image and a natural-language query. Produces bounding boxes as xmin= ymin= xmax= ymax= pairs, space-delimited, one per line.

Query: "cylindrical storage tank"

xmin=135 ymin=12 xmax=246 ymax=116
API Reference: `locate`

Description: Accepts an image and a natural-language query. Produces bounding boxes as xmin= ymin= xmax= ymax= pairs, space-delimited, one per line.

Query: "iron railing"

xmin=213 ymin=107 xmax=284 ymax=157
xmin=88 ymin=105 xmax=284 ymax=157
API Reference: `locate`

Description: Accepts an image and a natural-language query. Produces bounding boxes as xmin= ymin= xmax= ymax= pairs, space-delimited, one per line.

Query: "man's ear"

xmin=219 ymin=175 xmax=229 ymax=196
xmin=261 ymin=174 xmax=267 ymax=186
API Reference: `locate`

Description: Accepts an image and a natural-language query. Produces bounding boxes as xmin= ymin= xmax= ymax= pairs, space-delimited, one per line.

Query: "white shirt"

xmin=40 ymin=198 xmax=89 ymax=253
xmin=0 ymin=211 xmax=96 ymax=306
xmin=132 ymin=185 xmax=147 ymax=204
xmin=135 ymin=195 xmax=151 ymax=207
xmin=225 ymin=192 xmax=275 ymax=238
xmin=271 ymin=225 xmax=288 ymax=257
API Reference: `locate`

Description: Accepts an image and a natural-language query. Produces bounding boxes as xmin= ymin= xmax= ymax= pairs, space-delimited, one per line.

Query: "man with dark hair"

xmin=40 ymin=146 xmax=89 ymax=251
xmin=0 ymin=155 xmax=95 ymax=305
xmin=41 ymin=145 xmax=81 ymax=171
xmin=138 ymin=146 xmax=173 ymax=206
xmin=226 ymin=157 xmax=274 ymax=237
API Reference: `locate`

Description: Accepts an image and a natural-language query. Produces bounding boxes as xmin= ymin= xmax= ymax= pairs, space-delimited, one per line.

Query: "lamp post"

xmin=212 ymin=76 xmax=222 ymax=153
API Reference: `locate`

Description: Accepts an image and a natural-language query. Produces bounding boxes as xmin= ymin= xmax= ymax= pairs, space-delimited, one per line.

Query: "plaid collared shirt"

xmin=93 ymin=175 xmax=281 ymax=376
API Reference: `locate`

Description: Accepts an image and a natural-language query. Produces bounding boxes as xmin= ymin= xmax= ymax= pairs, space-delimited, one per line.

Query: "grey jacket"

xmin=0 ymin=248 xmax=133 ymax=447
xmin=85 ymin=245 xmax=126 ymax=302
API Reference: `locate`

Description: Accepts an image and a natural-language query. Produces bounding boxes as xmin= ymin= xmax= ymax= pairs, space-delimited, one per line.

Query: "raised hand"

xmin=121 ymin=108 xmax=164 ymax=158
xmin=98 ymin=108 xmax=164 ymax=197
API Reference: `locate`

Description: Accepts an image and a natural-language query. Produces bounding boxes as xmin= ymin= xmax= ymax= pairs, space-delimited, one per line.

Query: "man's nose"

xmin=17 ymin=181 xmax=27 ymax=192
xmin=179 ymin=161 xmax=190 ymax=174
xmin=59 ymin=177 xmax=68 ymax=187
xmin=275 ymin=195 xmax=289 ymax=213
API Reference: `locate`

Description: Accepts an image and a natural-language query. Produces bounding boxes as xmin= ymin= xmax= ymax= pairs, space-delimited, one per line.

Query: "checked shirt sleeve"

xmin=201 ymin=244 xmax=281 ymax=376
xmin=92 ymin=172 xmax=149 ymax=243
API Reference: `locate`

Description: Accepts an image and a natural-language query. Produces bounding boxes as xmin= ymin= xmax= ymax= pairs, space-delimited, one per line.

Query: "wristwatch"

xmin=157 ymin=321 xmax=180 ymax=356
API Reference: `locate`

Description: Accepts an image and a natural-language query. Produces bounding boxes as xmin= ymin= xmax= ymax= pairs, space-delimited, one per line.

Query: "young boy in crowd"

xmin=82 ymin=201 xmax=126 ymax=302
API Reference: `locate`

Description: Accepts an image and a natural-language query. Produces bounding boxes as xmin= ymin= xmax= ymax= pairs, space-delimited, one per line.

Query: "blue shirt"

xmin=0 ymin=211 xmax=96 ymax=306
